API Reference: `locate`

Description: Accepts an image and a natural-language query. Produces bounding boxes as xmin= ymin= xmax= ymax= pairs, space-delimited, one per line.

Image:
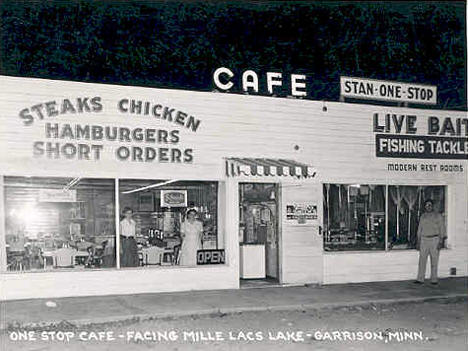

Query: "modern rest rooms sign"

xmin=340 ymin=77 xmax=437 ymax=105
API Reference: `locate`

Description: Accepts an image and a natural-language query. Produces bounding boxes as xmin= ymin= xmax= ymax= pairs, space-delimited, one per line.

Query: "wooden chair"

xmin=143 ymin=246 xmax=164 ymax=265
xmin=7 ymin=251 xmax=26 ymax=271
xmin=172 ymin=245 xmax=181 ymax=265
xmin=53 ymin=247 xmax=76 ymax=268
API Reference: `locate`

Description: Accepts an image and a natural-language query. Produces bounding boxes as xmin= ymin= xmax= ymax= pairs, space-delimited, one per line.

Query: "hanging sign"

xmin=197 ymin=249 xmax=225 ymax=265
xmin=38 ymin=189 xmax=77 ymax=202
xmin=160 ymin=190 xmax=187 ymax=207
xmin=340 ymin=77 xmax=437 ymax=105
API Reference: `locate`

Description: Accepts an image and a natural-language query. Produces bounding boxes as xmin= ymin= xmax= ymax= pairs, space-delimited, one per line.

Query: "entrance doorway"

xmin=238 ymin=183 xmax=279 ymax=286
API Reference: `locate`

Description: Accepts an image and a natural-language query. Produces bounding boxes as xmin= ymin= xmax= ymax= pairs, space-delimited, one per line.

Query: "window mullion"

xmin=385 ymin=184 xmax=389 ymax=252
xmin=115 ymin=178 xmax=120 ymax=269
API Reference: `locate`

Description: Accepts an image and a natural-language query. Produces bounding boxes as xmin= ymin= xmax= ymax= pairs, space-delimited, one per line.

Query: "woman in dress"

xmin=179 ymin=209 xmax=203 ymax=266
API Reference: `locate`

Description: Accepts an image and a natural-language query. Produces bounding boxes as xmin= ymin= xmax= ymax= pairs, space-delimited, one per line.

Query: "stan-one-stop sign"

xmin=340 ymin=77 xmax=437 ymax=105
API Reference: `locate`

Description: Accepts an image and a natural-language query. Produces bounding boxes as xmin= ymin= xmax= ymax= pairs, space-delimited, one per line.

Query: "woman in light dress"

xmin=179 ymin=209 xmax=203 ymax=266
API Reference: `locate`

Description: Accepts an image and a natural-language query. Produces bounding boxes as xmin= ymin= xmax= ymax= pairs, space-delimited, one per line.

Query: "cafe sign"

xmin=213 ymin=67 xmax=308 ymax=97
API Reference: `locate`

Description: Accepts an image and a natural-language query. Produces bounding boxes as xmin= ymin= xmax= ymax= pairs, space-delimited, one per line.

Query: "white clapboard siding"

xmin=0 ymin=76 xmax=466 ymax=298
xmin=0 ymin=266 xmax=239 ymax=300
xmin=1 ymin=76 xmax=465 ymax=184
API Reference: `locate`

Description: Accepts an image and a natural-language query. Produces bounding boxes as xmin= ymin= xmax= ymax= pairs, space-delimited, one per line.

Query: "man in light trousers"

xmin=415 ymin=199 xmax=446 ymax=285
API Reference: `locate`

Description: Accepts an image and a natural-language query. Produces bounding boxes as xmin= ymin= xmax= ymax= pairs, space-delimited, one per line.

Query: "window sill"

xmin=323 ymin=248 xmax=451 ymax=255
xmin=323 ymin=249 xmax=416 ymax=255
xmin=1 ymin=264 xmax=231 ymax=274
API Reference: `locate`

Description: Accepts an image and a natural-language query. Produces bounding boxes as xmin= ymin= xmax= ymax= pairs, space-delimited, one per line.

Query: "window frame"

xmin=322 ymin=182 xmax=449 ymax=253
xmin=0 ymin=175 xmax=225 ymax=273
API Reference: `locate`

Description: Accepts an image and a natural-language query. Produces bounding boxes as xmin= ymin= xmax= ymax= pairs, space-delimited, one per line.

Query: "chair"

xmin=53 ymin=247 xmax=76 ymax=268
xmin=161 ymin=247 xmax=175 ymax=266
xmin=143 ymin=246 xmax=164 ymax=265
xmin=172 ymin=245 xmax=181 ymax=265
xmin=7 ymin=251 xmax=26 ymax=271
xmin=86 ymin=246 xmax=103 ymax=268
xmin=43 ymin=236 xmax=56 ymax=250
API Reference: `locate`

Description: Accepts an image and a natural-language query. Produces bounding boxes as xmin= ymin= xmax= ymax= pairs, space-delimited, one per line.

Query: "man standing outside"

xmin=415 ymin=199 xmax=446 ymax=285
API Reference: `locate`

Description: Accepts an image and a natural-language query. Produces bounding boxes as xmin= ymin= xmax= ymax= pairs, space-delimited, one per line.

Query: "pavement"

xmin=1 ymin=277 xmax=466 ymax=330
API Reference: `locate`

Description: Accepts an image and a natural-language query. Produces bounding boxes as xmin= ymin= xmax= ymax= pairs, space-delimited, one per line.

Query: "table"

xmin=42 ymin=250 xmax=90 ymax=269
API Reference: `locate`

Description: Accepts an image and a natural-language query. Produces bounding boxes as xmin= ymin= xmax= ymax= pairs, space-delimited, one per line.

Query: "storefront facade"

xmin=0 ymin=76 xmax=466 ymax=300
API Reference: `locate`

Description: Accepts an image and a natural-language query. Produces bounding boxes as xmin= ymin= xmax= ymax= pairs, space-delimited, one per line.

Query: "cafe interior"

xmin=4 ymin=176 xmax=218 ymax=271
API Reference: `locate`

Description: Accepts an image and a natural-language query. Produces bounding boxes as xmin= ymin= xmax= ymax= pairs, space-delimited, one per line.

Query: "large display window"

xmin=2 ymin=177 xmax=222 ymax=272
xmin=387 ymin=185 xmax=446 ymax=250
xmin=323 ymin=184 xmax=446 ymax=252
xmin=4 ymin=176 xmax=115 ymax=271
xmin=118 ymin=180 xmax=219 ymax=268
xmin=323 ymin=184 xmax=386 ymax=251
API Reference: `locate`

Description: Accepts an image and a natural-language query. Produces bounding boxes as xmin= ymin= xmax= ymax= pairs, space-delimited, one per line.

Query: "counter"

xmin=239 ymin=244 xmax=265 ymax=279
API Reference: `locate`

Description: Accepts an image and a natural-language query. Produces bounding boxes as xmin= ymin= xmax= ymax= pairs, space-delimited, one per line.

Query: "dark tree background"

xmin=1 ymin=0 xmax=466 ymax=110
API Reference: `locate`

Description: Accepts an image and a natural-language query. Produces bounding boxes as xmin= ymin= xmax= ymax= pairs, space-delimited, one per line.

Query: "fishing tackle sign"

xmin=373 ymin=112 xmax=468 ymax=160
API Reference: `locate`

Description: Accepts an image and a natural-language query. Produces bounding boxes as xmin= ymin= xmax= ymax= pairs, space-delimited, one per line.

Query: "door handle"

xmin=318 ymin=225 xmax=323 ymax=236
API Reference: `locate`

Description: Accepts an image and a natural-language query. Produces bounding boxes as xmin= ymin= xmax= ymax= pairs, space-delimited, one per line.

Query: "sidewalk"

xmin=1 ymin=277 xmax=466 ymax=330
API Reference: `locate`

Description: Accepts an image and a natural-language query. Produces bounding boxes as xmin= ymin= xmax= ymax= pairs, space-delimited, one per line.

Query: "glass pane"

xmin=5 ymin=177 xmax=115 ymax=271
xmin=388 ymin=185 xmax=446 ymax=250
xmin=119 ymin=180 xmax=219 ymax=268
xmin=239 ymin=183 xmax=279 ymax=245
xmin=323 ymin=184 xmax=386 ymax=251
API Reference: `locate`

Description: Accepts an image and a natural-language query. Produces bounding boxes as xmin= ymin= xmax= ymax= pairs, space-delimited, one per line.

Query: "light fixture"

xmin=122 ymin=179 xmax=180 ymax=194
xmin=63 ymin=177 xmax=80 ymax=191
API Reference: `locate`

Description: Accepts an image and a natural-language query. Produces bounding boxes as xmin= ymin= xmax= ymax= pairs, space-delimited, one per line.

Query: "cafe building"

xmin=0 ymin=76 xmax=466 ymax=300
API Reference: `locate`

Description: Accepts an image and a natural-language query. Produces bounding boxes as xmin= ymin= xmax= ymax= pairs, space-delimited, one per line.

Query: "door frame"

xmin=237 ymin=180 xmax=282 ymax=282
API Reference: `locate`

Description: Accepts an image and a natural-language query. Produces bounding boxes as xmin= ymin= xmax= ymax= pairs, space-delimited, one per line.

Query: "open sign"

xmin=197 ymin=250 xmax=226 ymax=265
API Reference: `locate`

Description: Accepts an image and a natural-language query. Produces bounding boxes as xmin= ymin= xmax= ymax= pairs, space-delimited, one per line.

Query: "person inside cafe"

xmin=120 ymin=207 xmax=139 ymax=267
xmin=415 ymin=199 xmax=446 ymax=285
xmin=179 ymin=209 xmax=203 ymax=266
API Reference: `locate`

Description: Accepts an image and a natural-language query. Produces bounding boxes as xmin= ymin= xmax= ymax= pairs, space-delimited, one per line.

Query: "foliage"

xmin=0 ymin=1 xmax=465 ymax=110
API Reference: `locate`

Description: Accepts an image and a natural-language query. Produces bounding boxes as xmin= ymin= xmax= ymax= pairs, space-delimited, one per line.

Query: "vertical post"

xmin=385 ymin=184 xmax=389 ymax=251
xmin=216 ymin=181 xmax=224 ymax=250
xmin=0 ymin=176 xmax=6 ymax=271
xmin=225 ymin=177 xmax=239 ymax=284
xmin=277 ymin=182 xmax=283 ymax=283
xmin=115 ymin=178 xmax=120 ymax=269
